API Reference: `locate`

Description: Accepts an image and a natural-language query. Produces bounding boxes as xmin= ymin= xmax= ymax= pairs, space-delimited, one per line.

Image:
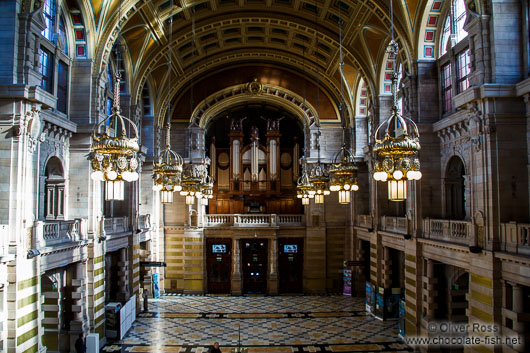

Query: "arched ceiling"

xmin=78 ymin=0 xmax=432 ymax=125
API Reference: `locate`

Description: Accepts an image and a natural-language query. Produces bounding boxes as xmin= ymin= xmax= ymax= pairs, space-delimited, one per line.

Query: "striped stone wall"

xmin=164 ymin=227 xmax=185 ymax=291
xmin=7 ymin=262 xmax=40 ymax=353
xmin=304 ymin=228 xmax=326 ymax=293
xmin=326 ymin=227 xmax=345 ymax=291
xmin=183 ymin=229 xmax=204 ymax=293
xmin=88 ymin=250 xmax=106 ymax=339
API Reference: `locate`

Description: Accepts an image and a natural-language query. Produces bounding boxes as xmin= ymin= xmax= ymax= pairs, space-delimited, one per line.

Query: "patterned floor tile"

xmin=101 ymin=296 xmax=411 ymax=353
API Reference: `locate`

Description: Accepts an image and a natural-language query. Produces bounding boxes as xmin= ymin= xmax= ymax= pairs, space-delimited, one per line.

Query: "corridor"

xmin=101 ymin=295 xmax=411 ymax=353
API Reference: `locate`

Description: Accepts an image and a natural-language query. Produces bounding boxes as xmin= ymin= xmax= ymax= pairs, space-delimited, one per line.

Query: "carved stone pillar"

xmin=231 ymin=237 xmax=242 ymax=295
xmin=268 ymin=237 xmax=278 ymax=295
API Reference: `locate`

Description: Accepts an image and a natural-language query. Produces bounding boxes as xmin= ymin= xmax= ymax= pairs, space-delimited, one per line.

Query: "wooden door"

xmin=206 ymin=238 xmax=232 ymax=293
xmin=241 ymin=239 xmax=268 ymax=294
xmin=278 ymin=238 xmax=304 ymax=293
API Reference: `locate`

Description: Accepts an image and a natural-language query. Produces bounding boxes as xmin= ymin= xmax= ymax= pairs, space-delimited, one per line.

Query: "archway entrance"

xmin=445 ymin=156 xmax=466 ymax=220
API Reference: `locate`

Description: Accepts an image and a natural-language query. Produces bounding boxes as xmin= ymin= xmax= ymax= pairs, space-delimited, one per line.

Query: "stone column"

xmin=117 ymin=247 xmax=130 ymax=301
xmin=268 ymin=237 xmax=278 ymax=295
xmin=231 ymin=237 xmax=242 ymax=295
xmin=382 ymin=247 xmax=392 ymax=289
xmin=423 ymin=259 xmax=436 ymax=321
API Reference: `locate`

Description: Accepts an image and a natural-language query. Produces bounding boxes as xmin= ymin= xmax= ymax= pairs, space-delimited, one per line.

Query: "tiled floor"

xmin=101 ymin=295 xmax=411 ymax=353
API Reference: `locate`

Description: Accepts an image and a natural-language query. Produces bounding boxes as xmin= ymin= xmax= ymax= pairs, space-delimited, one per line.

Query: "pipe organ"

xmin=208 ymin=114 xmax=302 ymax=214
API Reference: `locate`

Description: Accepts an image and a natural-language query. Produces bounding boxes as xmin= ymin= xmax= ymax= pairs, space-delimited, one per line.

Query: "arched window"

xmin=45 ymin=157 xmax=65 ymax=220
xmin=58 ymin=14 xmax=68 ymax=55
xmin=439 ymin=0 xmax=468 ymax=57
xmin=445 ymin=156 xmax=466 ymax=220
xmin=42 ymin=0 xmax=57 ymax=42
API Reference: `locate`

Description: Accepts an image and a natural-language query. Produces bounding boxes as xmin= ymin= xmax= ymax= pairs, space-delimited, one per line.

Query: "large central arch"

xmin=188 ymin=81 xmax=331 ymax=129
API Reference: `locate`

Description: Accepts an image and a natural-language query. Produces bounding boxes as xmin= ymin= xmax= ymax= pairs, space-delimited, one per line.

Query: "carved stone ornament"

xmin=246 ymin=78 xmax=263 ymax=95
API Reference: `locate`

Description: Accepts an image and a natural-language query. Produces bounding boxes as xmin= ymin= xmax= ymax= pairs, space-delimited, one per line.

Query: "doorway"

xmin=206 ymin=238 xmax=232 ymax=293
xmin=241 ymin=239 xmax=268 ymax=294
xmin=278 ymin=238 xmax=303 ymax=293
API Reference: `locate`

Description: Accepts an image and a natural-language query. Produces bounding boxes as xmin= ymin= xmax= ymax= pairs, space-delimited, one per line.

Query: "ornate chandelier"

xmin=179 ymin=163 xmax=203 ymax=205
xmin=310 ymin=163 xmax=330 ymax=204
xmin=329 ymin=143 xmax=359 ymax=204
xmin=297 ymin=159 xmax=314 ymax=205
xmin=90 ymin=74 xmax=139 ymax=201
xmin=371 ymin=9 xmax=422 ymax=201
xmin=153 ymin=125 xmax=183 ymax=204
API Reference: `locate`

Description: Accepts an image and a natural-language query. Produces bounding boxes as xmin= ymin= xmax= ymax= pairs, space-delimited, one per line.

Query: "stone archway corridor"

xmin=101 ymin=295 xmax=411 ymax=353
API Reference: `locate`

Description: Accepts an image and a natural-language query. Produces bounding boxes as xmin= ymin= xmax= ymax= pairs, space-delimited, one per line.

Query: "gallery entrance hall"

xmin=101 ymin=295 xmax=411 ymax=353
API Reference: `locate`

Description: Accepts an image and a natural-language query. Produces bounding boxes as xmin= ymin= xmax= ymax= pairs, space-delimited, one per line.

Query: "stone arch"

xmin=416 ymin=0 xmax=445 ymax=60
xmin=60 ymin=1 xmax=89 ymax=58
xmin=189 ymin=82 xmax=322 ymax=130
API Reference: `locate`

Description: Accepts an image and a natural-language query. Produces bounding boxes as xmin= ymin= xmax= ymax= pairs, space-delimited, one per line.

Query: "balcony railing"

xmin=0 ymin=225 xmax=8 ymax=257
xmin=380 ymin=216 xmax=408 ymax=235
xmin=34 ymin=219 xmax=88 ymax=249
xmin=500 ymin=222 xmax=530 ymax=256
xmin=356 ymin=215 xmax=373 ymax=229
xmin=204 ymin=214 xmax=303 ymax=227
xmin=103 ymin=216 xmax=129 ymax=235
xmin=422 ymin=218 xmax=472 ymax=246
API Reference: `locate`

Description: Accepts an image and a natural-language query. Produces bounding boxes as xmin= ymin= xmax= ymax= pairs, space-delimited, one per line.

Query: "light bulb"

xmin=415 ymin=171 xmax=422 ymax=180
xmin=153 ymin=184 xmax=163 ymax=191
xmin=106 ymin=170 xmax=118 ymax=180
xmin=352 ymin=184 xmax=359 ymax=191
xmin=330 ymin=185 xmax=339 ymax=191
xmin=121 ymin=171 xmax=132 ymax=182
xmin=297 ymin=194 xmax=302 ymax=198
xmin=130 ymin=172 xmax=139 ymax=181
xmin=91 ymin=171 xmax=104 ymax=181
xmin=324 ymin=190 xmax=330 ymax=196
xmin=174 ymin=185 xmax=182 ymax=191
xmin=393 ymin=170 xmax=403 ymax=180
xmin=166 ymin=185 xmax=173 ymax=191
xmin=344 ymin=184 xmax=351 ymax=190
xmin=180 ymin=191 xmax=187 ymax=196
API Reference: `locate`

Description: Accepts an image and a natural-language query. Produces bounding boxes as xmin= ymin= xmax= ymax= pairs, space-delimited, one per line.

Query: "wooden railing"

xmin=357 ymin=215 xmax=373 ymax=229
xmin=35 ymin=219 xmax=88 ymax=249
xmin=380 ymin=216 xmax=408 ymax=235
xmin=500 ymin=222 xmax=530 ymax=256
xmin=204 ymin=214 xmax=303 ymax=227
xmin=422 ymin=218 xmax=472 ymax=246
xmin=103 ymin=216 xmax=129 ymax=234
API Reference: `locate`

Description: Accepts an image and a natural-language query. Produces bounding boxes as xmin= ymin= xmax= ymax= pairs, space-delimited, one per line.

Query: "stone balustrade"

xmin=103 ymin=216 xmax=130 ymax=235
xmin=422 ymin=218 xmax=472 ymax=246
xmin=204 ymin=214 xmax=303 ymax=227
xmin=500 ymin=222 xmax=530 ymax=256
xmin=380 ymin=216 xmax=408 ymax=235
xmin=356 ymin=215 xmax=373 ymax=229
xmin=34 ymin=219 xmax=88 ymax=249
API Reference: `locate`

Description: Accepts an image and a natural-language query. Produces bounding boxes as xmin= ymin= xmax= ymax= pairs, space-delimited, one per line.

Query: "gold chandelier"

xmin=297 ymin=159 xmax=314 ymax=205
xmin=90 ymin=74 xmax=139 ymax=201
xmin=329 ymin=143 xmax=359 ymax=204
xmin=372 ymin=40 xmax=421 ymax=201
xmin=310 ymin=163 xmax=330 ymax=204
xmin=179 ymin=163 xmax=203 ymax=205
xmin=153 ymin=125 xmax=183 ymax=204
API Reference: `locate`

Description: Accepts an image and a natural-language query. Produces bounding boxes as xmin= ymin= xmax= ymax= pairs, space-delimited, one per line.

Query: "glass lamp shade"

xmin=160 ymin=190 xmax=174 ymax=204
xmin=185 ymin=195 xmax=195 ymax=205
xmin=302 ymin=197 xmax=310 ymax=205
xmin=338 ymin=190 xmax=350 ymax=204
xmin=388 ymin=179 xmax=407 ymax=201
xmin=315 ymin=194 xmax=324 ymax=204
xmin=105 ymin=180 xmax=124 ymax=201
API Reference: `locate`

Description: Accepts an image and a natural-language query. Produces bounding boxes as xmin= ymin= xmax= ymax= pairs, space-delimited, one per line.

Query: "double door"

xmin=241 ymin=239 xmax=268 ymax=294
xmin=206 ymin=238 xmax=232 ymax=293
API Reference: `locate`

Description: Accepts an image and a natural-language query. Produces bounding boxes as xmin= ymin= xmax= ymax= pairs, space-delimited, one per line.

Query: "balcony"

xmin=500 ymin=222 xmax=530 ymax=256
xmin=34 ymin=219 xmax=88 ymax=250
xmin=103 ymin=216 xmax=130 ymax=235
xmin=422 ymin=218 xmax=472 ymax=246
xmin=204 ymin=214 xmax=304 ymax=227
xmin=356 ymin=215 xmax=373 ymax=229
xmin=381 ymin=216 xmax=408 ymax=235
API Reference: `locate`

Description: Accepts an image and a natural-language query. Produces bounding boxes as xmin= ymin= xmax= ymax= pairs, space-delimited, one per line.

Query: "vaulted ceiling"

xmin=72 ymin=0 xmax=437 ymax=125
